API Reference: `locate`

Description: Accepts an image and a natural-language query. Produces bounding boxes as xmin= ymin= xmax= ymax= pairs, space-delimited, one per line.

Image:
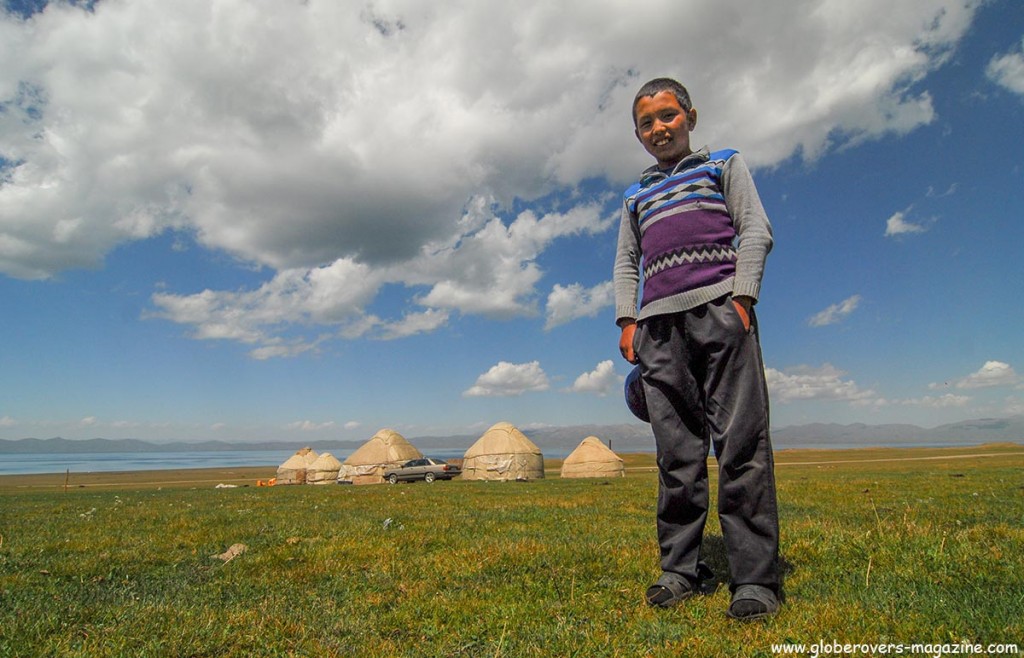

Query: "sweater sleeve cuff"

xmin=615 ymin=306 xmax=637 ymax=324
xmin=732 ymin=280 xmax=761 ymax=302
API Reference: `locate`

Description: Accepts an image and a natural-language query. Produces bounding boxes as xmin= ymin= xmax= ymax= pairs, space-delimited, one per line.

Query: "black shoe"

xmin=726 ymin=584 xmax=780 ymax=621
xmin=645 ymin=574 xmax=694 ymax=608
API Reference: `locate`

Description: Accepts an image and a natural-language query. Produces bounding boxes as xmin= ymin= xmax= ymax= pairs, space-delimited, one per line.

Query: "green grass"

xmin=1 ymin=445 xmax=1022 ymax=657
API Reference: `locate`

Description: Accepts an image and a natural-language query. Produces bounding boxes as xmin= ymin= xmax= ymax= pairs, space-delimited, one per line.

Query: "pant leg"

xmin=700 ymin=297 xmax=780 ymax=593
xmin=635 ymin=313 xmax=710 ymax=584
xmin=636 ymin=298 xmax=780 ymax=592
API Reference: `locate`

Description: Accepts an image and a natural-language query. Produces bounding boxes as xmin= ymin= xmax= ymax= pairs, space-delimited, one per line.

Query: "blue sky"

xmin=1 ymin=0 xmax=1022 ymax=443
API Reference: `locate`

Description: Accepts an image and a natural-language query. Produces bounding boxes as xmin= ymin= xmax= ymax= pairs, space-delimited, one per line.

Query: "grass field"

xmin=1 ymin=444 xmax=1022 ymax=657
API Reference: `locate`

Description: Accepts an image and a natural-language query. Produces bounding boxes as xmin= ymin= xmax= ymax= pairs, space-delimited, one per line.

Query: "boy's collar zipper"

xmin=638 ymin=146 xmax=710 ymax=187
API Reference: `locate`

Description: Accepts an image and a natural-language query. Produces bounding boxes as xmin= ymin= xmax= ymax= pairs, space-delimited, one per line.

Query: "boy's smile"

xmin=634 ymin=91 xmax=697 ymax=169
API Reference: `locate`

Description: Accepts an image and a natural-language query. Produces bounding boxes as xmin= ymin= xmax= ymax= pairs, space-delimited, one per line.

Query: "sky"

xmin=1 ymin=0 xmax=1023 ymax=443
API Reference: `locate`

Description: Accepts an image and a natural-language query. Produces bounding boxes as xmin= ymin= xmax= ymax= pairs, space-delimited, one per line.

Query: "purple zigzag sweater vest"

xmin=626 ymin=150 xmax=738 ymax=309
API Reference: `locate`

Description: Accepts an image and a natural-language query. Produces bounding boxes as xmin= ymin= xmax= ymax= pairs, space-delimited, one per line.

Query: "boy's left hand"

xmin=732 ymin=296 xmax=752 ymax=331
xmin=618 ymin=321 xmax=638 ymax=364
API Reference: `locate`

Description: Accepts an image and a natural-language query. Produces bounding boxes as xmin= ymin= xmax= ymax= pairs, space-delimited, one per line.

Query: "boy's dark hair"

xmin=632 ymin=78 xmax=692 ymax=125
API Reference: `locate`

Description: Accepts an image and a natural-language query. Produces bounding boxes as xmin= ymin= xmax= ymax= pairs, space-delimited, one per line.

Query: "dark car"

xmin=384 ymin=457 xmax=461 ymax=484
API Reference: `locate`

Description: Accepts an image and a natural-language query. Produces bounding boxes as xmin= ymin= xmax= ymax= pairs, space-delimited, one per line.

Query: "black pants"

xmin=635 ymin=295 xmax=780 ymax=593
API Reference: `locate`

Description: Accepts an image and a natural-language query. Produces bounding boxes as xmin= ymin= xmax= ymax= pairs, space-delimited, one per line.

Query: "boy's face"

xmin=634 ymin=91 xmax=697 ymax=169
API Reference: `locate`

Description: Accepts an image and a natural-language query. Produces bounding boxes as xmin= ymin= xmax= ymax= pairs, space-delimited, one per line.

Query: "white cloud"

xmin=463 ymin=360 xmax=550 ymax=397
xmin=897 ymin=394 xmax=971 ymax=408
xmin=765 ymin=364 xmax=880 ymax=404
xmin=986 ymin=38 xmax=1024 ymax=95
xmin=287 ymin=420 xmax=337 ymax=432
xmin=567 ymin=360 xmax=621 ymax=396
xmin=148 ymin=202 xmax=609 ymax=354
xmin=808 ymin=294 xmax=862 ymax=327
xmin=884 ymin=211 xmax=927 ymax=237
xmin=149 ymin=260 xmax=379 ymax=339
xmin=411 ymin=202 xmax=614 ymax=319
xmin=353 ymin=309 xmax=452 ymax=341
xmin=1 ymin=0 xmax=983 ymax=348
xmin=147 ymin=258 xmax=381 ymax=356
xmin=954 ymin=361 xmax=1019 ymax=389
xmin=343 ymin=421 xmax=361 ymax=431
xmin=376 ymin=309 xmax=452 ymax=341
xmin=79 ymin=416 xmax=98 ymax=427
xmin=545 ymin=281 xmax=614 ymax=330
xmin=249 ymin=340 xmax=324 ymax=361
xmin=0 ymin=415 xmax=15 ymax=427
xmin=926 ymin=182 xmax=958 ymax=198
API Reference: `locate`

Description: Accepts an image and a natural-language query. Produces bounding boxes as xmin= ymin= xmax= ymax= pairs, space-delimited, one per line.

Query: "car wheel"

xmin=424 ymin=472 xmax=436 ymax=483
xmin=388 ymin=473 xmax=398 ymax=485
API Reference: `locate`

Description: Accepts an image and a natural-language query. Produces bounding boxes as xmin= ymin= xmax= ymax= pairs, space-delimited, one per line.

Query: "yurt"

xmin=276 ymin=447 xmax=319 ymax=485
xmin=462 ymin=421 xmax=544 ymax=481
xmin=560 ymin=436 xmax=625 ymax=479
xmin=306 ymin=451 xmax=342 ymax=485
xmin=337 ymin=429 xmax=423 ymax=485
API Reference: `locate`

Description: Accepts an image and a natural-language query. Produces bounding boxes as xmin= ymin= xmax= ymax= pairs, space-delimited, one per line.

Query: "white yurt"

xmin=276 ymin=447 xmax=319 ymax=485
xmin=337 ymin=429 xmax=423 ymax=485
xmin=306 ymin=451 xmax=343 ymax=485
xmin=461 ymin=421 xmax=544 ymax=481
xmin=560 ymin=436 xmax=625 ymax=479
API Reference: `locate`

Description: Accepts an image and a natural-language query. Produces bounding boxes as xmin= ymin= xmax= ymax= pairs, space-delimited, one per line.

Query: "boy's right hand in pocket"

xmin=619 ymin=321 xmax=638 ymax=364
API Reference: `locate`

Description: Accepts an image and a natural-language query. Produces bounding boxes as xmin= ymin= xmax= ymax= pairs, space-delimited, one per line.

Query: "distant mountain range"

xmin=769 ymin=415 xmax=1024 ymax=448
xmin=2 ymin=416 xmax=1022 ymax=454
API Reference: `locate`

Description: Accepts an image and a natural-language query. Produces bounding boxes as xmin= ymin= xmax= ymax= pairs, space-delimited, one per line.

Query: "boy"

xmin=613 ymin=78 xmax=781 ymax=620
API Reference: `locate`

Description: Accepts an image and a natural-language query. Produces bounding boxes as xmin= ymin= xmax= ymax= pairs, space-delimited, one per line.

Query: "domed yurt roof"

xmin=276 ymin=447 xmax=319 ymax=485
xmin=560 ymin=436 xmax=625 ymax=479
xmin=306 ymin=451 xmax=343 ymax=485
xmin=338 ymin=429 xmax=423 ymax=485
xmin=462 ymin=422 xmax=544 ymax=481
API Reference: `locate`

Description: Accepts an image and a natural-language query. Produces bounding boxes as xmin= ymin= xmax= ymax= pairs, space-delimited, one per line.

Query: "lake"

xmin=0 ymin=448 xmax=489 ymax=476
xmin=0 ymin=450 xmax=297 ymax=476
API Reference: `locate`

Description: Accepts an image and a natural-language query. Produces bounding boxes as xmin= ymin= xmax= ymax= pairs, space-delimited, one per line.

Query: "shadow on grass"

xmin=700 ymin=534 xmax=794 ymax=598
